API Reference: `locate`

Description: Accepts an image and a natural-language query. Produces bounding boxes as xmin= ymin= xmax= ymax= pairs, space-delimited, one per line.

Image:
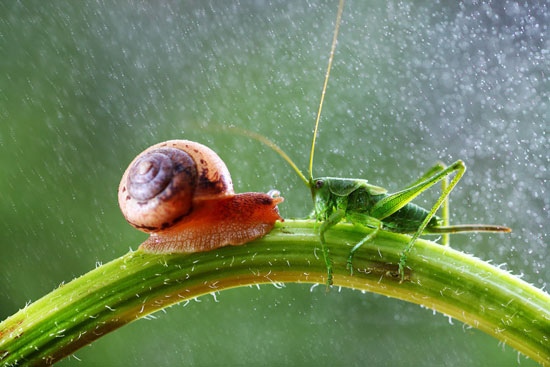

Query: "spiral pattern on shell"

xmin=128 ymin=148 xmax=194 ymax=201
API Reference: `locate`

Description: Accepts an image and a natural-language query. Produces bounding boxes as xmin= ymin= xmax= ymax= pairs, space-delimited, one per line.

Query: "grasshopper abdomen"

xmin=380 ymin=202 xmax=441 ymax=233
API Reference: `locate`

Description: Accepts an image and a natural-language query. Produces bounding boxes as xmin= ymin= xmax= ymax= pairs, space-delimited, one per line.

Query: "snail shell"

xmin=119 ymin=140 xmax=233 ymax=232
xmin=118 ymin=140 xmax=283 ymax=253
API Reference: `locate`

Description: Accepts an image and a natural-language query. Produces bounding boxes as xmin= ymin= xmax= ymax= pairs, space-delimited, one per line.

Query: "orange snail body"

xmin=118 ymin=140 xmax=284 ymax=253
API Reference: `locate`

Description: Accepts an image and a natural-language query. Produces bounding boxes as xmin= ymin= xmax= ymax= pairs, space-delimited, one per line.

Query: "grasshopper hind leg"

xmin=405 ymin=162 xmax=450 ymax=246
xmin=398 ymin=161 xmax=466 ymax=280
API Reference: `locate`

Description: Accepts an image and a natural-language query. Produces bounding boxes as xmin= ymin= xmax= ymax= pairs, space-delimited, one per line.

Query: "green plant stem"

xmin=1 ymin=220 xmax=549 ymax=366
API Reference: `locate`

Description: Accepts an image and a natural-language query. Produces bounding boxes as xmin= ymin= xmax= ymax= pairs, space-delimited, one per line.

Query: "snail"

xmin=118 ymin=140 xmax=284 ymax=253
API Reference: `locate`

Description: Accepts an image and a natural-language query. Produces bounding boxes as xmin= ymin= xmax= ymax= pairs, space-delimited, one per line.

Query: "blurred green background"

xmin=1 ymin=0 xmax=548 ymax=365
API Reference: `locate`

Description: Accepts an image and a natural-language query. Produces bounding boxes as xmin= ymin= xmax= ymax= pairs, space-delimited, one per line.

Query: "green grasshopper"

xmin=242 ymin=0 xmax=511 ymax=286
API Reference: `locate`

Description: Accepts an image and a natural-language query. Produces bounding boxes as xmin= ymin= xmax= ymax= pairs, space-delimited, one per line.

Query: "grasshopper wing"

xmin=327 ymin=178 xmax=388 ymax=196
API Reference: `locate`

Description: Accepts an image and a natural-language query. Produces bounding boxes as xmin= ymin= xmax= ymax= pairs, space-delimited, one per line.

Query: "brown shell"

xmin=118 ymin=140 xmax=234 ymax=233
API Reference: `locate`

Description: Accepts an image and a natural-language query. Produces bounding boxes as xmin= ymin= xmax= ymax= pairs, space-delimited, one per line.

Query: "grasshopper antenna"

xmin=309 ymin=0 xmax=345 ymax=182
xmin=222 ymin=126 xmax=309 ymax=186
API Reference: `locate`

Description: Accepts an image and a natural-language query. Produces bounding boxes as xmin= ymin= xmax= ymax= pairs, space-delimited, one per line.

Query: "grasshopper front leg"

xmin=319 ymin=209 xmax=345 ymax=289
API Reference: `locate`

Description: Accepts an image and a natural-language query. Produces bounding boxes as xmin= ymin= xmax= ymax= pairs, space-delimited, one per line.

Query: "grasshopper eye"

xmin=315 ymin=180 xmax=324 ymax=189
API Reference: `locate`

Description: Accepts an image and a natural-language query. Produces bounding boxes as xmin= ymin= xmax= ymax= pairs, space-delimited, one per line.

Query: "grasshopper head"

xmin=310 ymin=177 xmax=333 ymax=220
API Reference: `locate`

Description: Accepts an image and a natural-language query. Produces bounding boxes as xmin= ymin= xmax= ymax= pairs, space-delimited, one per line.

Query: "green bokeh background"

xmin=1 ymin=0 xmax=548 ymax=366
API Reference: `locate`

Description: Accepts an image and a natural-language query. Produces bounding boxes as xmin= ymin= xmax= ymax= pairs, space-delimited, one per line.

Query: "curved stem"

xmin=1 ymin=220 xmax=549 ymax=366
